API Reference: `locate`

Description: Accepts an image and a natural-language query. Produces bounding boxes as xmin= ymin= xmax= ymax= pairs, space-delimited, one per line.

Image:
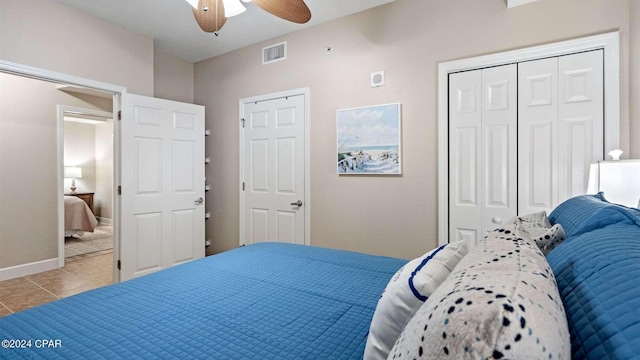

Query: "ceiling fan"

xmin=185 ymin=0 xmax=312 ymax=34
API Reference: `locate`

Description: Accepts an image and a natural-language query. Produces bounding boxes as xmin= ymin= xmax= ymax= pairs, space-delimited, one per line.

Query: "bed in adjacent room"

xmin=0 ymin=243 xmax=406 ymax=359
xmin=64 ymin=195 xmax=98 ymax=237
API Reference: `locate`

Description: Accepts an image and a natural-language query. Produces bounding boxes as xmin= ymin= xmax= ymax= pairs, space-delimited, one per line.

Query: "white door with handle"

xmin=240 ymin=91 xmax=307 ymax=246
xmin=120 ymin=93 xmax=205 ymax=281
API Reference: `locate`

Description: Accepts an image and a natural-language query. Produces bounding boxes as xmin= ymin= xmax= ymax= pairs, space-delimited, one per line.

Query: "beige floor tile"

xmin=56 ymin=284 xmax=100 ymax=298
xmin=0 ymin=251 xmax=113 ymax=315
xmin=36 ymin=278 xmax=91 ymax=298
xmin=25 ymin=268 xmax=68 ymax=283
xmin=0 ymin=279 xmax=40 ymax=300
xmin=0 ymin=303 xmax=12 ymax=317
xmin=0 ymin=277 xmax=32 ymax=290
xmin=1 ymin=288 xmax=58 ymax=313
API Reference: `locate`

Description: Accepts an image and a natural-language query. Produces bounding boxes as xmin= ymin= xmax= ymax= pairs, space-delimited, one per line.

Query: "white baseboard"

xmin=98 ymin=217 xmax=113 ymax=225
xmin=0 ymin=258 xmax=59 ymax=282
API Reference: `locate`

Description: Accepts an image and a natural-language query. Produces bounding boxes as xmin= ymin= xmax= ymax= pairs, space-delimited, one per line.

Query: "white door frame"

xmin=0 ymin=59 xmax=126 ymax=282
xmin=239 ymin=88 xmax=311 ymax=246
xmin=56 ymin=105 xmax=114 ymax=268
xmin=437 ymin=31 xmax=620 ymax=247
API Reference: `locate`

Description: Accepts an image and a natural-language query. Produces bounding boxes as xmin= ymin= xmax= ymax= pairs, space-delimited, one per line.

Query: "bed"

xmin=64 ymin=195 xmax=98 ymax=237
xmin=0 ymin=243 xmax=406 ymax=359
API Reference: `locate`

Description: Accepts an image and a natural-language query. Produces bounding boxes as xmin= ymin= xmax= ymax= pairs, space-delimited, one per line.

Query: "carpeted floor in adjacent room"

xmin=65 ymin=224 xmax=113 ymax=259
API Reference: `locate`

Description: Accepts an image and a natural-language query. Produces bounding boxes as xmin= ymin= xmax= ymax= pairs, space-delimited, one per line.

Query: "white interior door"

xmin=449 ymin=70 xmax=482 ymax=248
xmin=120 ymin=93 xmax=205 ymax=281
xmin=518 ymin=57 xmax=559 ymax=215
xmin=481 ymin=64 xmax=517 ymax=234
xmin=241 ymin=94 xmax=306 ymax=246
xmin=518 ymin=50 xmax=603 ymax=215
xmin=557 ymin=50 xmax=604 ymax=200
xmin=449 ymin=65 xmax=517 ymax=249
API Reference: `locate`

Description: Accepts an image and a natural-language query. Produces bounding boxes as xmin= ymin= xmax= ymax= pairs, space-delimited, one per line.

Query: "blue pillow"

xmin=549 ymin=193 xmax=619 ymax=237
xmin=547 ymin=213 xmax=640 ymax=359
xmin=569 ymin=206 xmax=640 ymax=237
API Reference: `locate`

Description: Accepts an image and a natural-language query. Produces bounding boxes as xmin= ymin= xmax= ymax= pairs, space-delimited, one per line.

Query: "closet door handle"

xmin=195 ymin=197 xmax=204 ymax=205
xmin=492 ymin=217 xmax=502 ymax=224
xmin=290 ymin=200 xmax=303 ymax=207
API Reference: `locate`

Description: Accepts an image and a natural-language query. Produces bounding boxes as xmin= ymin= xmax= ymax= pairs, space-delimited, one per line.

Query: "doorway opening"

xmin=59 ymin=104 xmax=114 ymax=289
xmin=0 ymin=60 xmax=124 ymax=286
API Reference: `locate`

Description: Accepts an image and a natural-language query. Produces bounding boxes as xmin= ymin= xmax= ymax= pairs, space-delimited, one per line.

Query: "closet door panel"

xmin=481 ymin=64 xmax=517 ymax=234
xmin=518 ymin=58 xmax=558 ymax=215
xmin=558 ymin=50 xmax=604 ymax=201
xmin=449 ymin=70 xmax=482 ymax=249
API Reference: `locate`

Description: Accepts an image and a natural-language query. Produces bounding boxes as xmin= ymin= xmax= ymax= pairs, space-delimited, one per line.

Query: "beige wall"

xmin=195 ymin=0 xmax=634 ymax=259
xmin=0 ymin=73 xmax=112 ymax=268
xmin=63 ymin=119 xmax=114 ymax=221
xmin=0 ymin=0 xmax=154 ymax=96
xmin=64 ymin=122 xmax=96 ymax=194
xmin=95 ymin=120 xmax=114 ymax=221
xmin=154 ymin=51 xmax=195 ymax=103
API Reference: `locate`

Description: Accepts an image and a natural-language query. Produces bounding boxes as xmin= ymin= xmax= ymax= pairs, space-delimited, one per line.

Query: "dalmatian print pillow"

xmin=388 ymin=220 xmax=570 ymax=360
xmin=505 ymin=212 xmax=566 ymax=256
xmin=528 ymin=223 xmax=566 ymax=256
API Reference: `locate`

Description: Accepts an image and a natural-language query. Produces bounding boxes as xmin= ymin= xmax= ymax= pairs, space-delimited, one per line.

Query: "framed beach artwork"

xmin=337 ymin=103 xmax=402 ymax=175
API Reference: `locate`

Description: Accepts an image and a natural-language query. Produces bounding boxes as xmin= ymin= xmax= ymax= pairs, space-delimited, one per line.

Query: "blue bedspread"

xmin=548 ymin=196 xmax=640 ymax=359
xmin=0 ymin=243 xmax=406 ymax=359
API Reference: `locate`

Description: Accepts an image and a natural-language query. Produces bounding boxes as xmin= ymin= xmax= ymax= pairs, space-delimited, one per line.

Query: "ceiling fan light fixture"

xmin=184 ymin=0 xmax=199 ymax=9
xmin=191 ymin=0 xmax=310 ymax=34
xmin=222 ymin=0 xmax=246 ymax=17
xmin=192 ymin=0 xmax=227 ymax=33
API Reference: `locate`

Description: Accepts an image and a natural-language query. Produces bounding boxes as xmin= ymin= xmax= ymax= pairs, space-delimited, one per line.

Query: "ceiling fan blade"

xmin=252 ymin=0 xmax=312 ymax=24
xmin=193 ymin=0 xmax=227 ymax=33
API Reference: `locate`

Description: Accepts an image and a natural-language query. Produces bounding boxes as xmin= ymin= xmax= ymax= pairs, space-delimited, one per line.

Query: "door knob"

xmin=290 ymin=200 xmax=303 ymax=207
xmin=492 ymin=217 xmax=502 ymax=224
xmin=195 ymin=197 xmax=204 ymax=205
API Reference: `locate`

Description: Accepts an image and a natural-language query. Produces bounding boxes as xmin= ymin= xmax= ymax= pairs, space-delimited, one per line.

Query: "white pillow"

xmin=363 ymin=240 xmax=468 ymax=360
xmin=388 ymin=222 xmax=570 ymax=360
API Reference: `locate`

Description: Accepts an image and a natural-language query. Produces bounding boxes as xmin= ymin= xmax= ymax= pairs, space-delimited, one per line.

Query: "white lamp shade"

xmin=64 ymin=166 xmax=82 ymax=179
xmin=586 ymin=162 xmax=599 ymax=194
xmin=222 ymin=0 xmax=246 ymax=17
xmin=586 ymin=160 xmax=640 ymax=207
xmin=184 ymin=0 xmax=199 ymax=9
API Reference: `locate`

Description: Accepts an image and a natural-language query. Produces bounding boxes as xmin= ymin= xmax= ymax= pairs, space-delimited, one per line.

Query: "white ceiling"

xmin=54 ymin=0 xmax=395 ymax=63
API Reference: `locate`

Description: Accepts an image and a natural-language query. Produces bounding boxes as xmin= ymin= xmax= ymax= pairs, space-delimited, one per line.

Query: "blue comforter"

xmin=0 ymin=243 xmax=406 ymax=359
xmin=547 ymin=194 xmax=640 ymax=359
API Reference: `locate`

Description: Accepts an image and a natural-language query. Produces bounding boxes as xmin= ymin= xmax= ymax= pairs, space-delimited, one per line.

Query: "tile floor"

xmin=0 ymin=251 xmax=113 ymax=317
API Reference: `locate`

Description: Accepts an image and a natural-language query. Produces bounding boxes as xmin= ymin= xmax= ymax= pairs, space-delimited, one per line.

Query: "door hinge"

xmin=118 ymin=110 xmax=121 ymax=120
xmin=117 ymin=260 xmax=121 ymax=270
xmin=242 ymin=182 xmax=245 ymax=191
xmin=118 ymin=185 xmax=122 ymax=195
xmin=241 ymin=118 xmax=245 ymax=128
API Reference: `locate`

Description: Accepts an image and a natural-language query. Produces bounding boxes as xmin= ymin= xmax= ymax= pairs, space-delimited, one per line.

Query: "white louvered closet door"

xmin=518 ymin=50 xmax=604 ymax=215
xmin=449 ymin=64 xmax=517 ymax=249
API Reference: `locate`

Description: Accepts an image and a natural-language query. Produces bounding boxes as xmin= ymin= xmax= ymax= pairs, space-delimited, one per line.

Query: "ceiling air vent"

xmin=263 ymin=42 xmax=287 ymax=65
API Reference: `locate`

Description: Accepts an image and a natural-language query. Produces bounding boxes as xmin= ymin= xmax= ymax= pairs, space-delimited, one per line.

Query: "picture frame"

xmin=337 ymin=103 xmax=402 ymax=175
